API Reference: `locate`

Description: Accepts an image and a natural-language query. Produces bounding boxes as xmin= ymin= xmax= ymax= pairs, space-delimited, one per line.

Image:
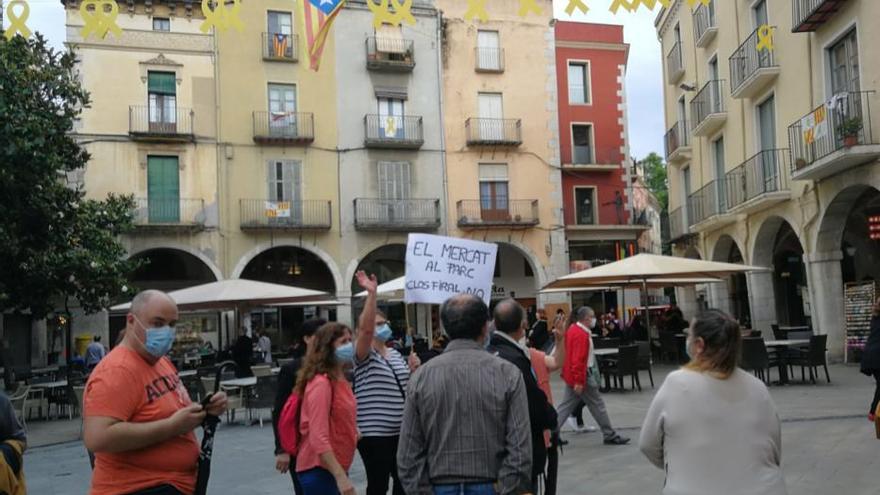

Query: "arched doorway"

xmin=492 ymin=243 xmax=539 ymax=314
xmin=241 ymin=246 xmax=338 ymax=350
xmin=753 ymin=217 xmax=809 ymax=328
xmin=711 ymin=236 xmax=751 ymax=326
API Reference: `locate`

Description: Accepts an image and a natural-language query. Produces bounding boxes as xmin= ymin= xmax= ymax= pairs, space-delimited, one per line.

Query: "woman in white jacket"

xmin=639 ymin=309 xmax=787 ymax=495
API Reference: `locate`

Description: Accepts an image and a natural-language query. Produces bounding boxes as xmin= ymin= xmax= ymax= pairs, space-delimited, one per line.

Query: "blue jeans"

xmin=298 ymin=467 xmax=340 ymax=495
xmin=432 ymin=483 xmax=496 ymax=495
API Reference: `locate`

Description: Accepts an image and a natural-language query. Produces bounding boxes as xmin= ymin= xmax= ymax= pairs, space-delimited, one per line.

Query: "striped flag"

xmin=298 ymin=0 xmax=346 ymax=71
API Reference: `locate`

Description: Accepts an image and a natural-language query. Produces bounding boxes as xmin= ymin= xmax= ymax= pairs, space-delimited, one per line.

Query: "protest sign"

xmin=405 ymin=234 xmax=498 ymax=305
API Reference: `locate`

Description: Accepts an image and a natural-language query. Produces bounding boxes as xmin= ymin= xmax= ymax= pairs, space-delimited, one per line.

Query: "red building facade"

xmin=556 ymin=21 xmax=646 ymax=274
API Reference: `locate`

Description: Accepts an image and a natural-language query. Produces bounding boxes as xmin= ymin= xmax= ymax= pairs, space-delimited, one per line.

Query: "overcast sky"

xmin=11 ymin=1 xmax=664 ymax=157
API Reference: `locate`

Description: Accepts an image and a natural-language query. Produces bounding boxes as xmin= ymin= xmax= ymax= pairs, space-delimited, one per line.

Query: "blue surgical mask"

xmin=135 ymin=317 xmax=176 ymax=358
xmin=335 ymin=342 xmax=354 ymax=363
xmin=375 ymin=324 xmax=393 ymax=342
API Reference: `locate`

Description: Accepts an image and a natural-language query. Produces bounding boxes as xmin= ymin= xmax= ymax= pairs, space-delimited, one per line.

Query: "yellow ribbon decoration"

xmin=79 ymin=0 xmax=123 ymax=39
xmin=628 ymin=0 xmax=670 ymax=11
xmin=686 ymin=0 xmax=711 ymax=7
xmin=464 ymin=0 xmax=489 ymax=23
xmin=608 ymin=0 xmax=633 ymax=13
xmin=4 ymin=0 xmax=32 ymax=40
xmin=756 ymin=24 xmax=775 ymax=52
xmin=367 ymin=0 xmax=415 ymax=27
xmin=199 ymin=0 xmax=244 ymax=34
xmin=517 ymin=0 xmax=542 ymax=17
xmin=564 ymin=0 xmax=589 ymax=16
xmin=385 ymin=116 xmax=398 ymax=136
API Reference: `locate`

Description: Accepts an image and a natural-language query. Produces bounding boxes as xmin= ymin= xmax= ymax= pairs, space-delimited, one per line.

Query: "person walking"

xmin=398 ymin=294 xmax=532 ymax=495
xmin=489 ymin=299 xmax=557 ymax=492
xmin=272 ymin=318 xmax=327 ymax=493
xmin=639 ymin=309 xmax=787 ymax=494
xmin=860 ymin=298 xmax=880 ymax=427
xmin=85 ymin=336 xmax=107 ymax=371
xmin=83 ymin=290 xmax=228 ymax=495
xmin=258 ymin=331 xmax=273 ymax=364
xmin=527 ymin=310 xmax=550 ymax=352
xmin=295 ymin=322 xmax=358 ymax=495
xmin=231 ymin=328 xmax=254 ymax=378
xmin=353 ymin=271 xmax=420 ymax=495
xmin=554 ymin=306 xmax=629 ymax=446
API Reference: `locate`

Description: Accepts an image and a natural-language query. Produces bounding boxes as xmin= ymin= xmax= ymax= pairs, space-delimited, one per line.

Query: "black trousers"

xmin=573 ymin=401 xmax=585 ymax=427
xmin=871 ymin=371 xmax=880 ymax=415
xmin=545 ymin=441 xmax=559 ymax=495
xmin=357 ymin=435 xmax=405 ymax=495
xmin=125 ymin=485 xmax=184 ymax=495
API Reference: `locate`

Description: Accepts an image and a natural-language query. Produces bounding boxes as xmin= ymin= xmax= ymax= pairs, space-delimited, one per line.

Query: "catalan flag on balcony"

xmin=298 ymin=0 xmax=346 ymax=71
xmin=273 ymin=33 xmax=289 ymax=58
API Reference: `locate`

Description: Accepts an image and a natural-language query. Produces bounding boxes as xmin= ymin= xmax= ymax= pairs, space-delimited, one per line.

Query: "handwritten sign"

xmin=405 ymin=234 xmax=497 ymax=305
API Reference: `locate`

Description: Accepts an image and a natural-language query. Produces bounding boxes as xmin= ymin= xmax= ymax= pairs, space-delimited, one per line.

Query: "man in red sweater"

xmin=556 ymin=306 xmax=629 ymax=445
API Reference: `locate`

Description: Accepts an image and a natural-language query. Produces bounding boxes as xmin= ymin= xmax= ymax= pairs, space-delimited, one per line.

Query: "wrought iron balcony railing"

xmin=366 ymin=37 xmax=415 ymax=71
xmin=664 ymin=120 xmax=690 ymax=161
xmin=729 ymin=27 xmax=779 ymax=98
xmin=726 ymin=149 xmax=791 ymax=210
xmin=465 ymin=118 xmax=522 ymax=146
xmin=262 ymin=32 xmax=298 ymax=62
xmin=364 ymin=115 xmax=424 ymax=149
xmin=475 ymin=47 xmax=505 ymax=73
xmin=353 ymin=199 xmax=441 ymax=231
xmin=239 ymin=199 xmax=331 ymax=230
xmin=253 ymin=111 xmax=314 ymax=144
xmin=457 ymin=200 xmax=539 ymax=228
xmin=133 ymin=198 xmax=204 ymax=229
xmin=129 ymin=106 xmax=193 ymax=141
xmin=666 ymin=41 xmax=684 ymax=84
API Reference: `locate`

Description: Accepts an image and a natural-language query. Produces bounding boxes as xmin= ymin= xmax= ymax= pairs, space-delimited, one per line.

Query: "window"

xmin=757 ymin=95 xmax=778 ymax=191
xmin=478 ymin=93 xmax=504 ymax=140
xmin=147 ymin=156 xmax=180 ymax=223
xmin=572 ymin=124 xmax=593 ymax=164
xmin=479 ymin=164 xmax=509 ymax=221
xmin=152 ymin=17 xmax=170 ymax=31
xmin=376 ymin=24 xmax=406 ymax=58
xmin=682 ymin=166 xmax=692 ymax=221
xmin=267 ymin=160 xmax=302 ymax=222
xmin=712 ymin=137 xmax=726 ymax=210
xmin=708 ymin=55 xmax=719 ymax=81
xmin=268 ymin=11 xmax=292 ymax=35
xmin=753 ymin=0 xmax=768 ymax=27
xmin=268 ymin=84 xmax=297 ymax=135
xmin=267 ymin=11 xmax=293 ymax=58
xmin=567 ymin=62 xmax=589 ymax=104
xmin=378 ymin=98 xmax=405 ymax=139
xmin=829 ymin=29 xmax=860 ymax=94
xmin=147 ymin=71 xmax=176 ymax=130
xmin=378 ymin=161 xmax=411 ymax=200
xmin=574 ymin=188 xmax=596 ymax=225
xmin=477 ymin=30 xmax=501 ymax=71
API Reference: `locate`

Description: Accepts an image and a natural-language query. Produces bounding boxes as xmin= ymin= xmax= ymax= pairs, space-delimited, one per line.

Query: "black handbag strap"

xmin=379 ymin=353 xmax=407 ymax=399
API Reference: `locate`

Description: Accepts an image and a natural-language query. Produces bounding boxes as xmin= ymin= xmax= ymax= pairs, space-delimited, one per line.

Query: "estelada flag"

xmin=298 ymin=0 xmax=346 ymax=71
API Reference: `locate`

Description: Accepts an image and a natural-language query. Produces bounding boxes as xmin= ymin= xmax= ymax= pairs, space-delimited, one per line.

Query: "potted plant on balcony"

xmin=838 ymin=116 xmax=863 ymax=147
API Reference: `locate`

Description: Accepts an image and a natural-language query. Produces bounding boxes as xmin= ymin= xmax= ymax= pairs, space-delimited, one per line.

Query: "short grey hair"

xmin=575 ymin=306 xmax=594 ymax=322
xmin=130 ymin=290 xmax=173 ymax=317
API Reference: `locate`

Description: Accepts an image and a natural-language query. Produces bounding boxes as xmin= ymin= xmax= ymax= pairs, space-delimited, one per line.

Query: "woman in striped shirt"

xmin=353 ymin=271 xmax=421 ymax=495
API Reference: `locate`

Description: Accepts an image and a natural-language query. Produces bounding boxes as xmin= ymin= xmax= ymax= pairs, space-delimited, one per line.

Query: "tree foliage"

xmin=641 ymin=152 xmax=668 ymax=212
xmin=0 ymin=35 xmax=139 ymax=318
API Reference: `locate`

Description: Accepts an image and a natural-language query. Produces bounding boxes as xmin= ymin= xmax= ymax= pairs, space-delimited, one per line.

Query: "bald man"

xmin=83 ymin=290 xmax=228 ymax=495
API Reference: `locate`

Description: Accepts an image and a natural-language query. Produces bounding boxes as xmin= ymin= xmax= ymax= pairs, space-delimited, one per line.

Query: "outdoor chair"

xmin=741 ymin=337 xmax=778 ymax=385
xmin=788 ymin=330 xmax=813 ymax=341
xmin=789 ymin=335 xmax=830 ymax=384
xmin=221 ymin=385 xmax=245 ymax=424
xmin=771 ymin=324 xmax=785 ymax=340
xmin=182 ymin=375 xmax=206 ymax=403
xmin=636 ymin=341 xmax=654 ymax=388
xmin=25 ymin=388 xmax=47 ymax=421
xmin=601 ymin=345 xmax=641 ymax=392
xmin=248 ymin=375 xmax=278 ymax=427
xmin=8 ymin=386 xmax=29 ymax=431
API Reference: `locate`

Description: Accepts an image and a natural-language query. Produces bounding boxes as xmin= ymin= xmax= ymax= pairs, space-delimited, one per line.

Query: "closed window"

xmin=829 ymin=29 xmax=860 ymax=94
xmin=479 ymin=164 xmax=509 ymax=221
xmin=152 ymin=17 xmax=170 ymax=31
xmin=477 ymin=30 xmax=501 ymax=71
xmin=378 ymin=161 xmax=411 ymax=200
xmin=147 ymin=156 xmax=180 ymax=223
xmin=572 ymin=124 xmax=593 ymax=164
xmin=267 ymin=11 xmax=294 ymax=58
xmin=267 ymin=160 xmax=301 ymax=202
xmin=147 ymin=71 xmax=176 ymax=128
xmin=378 ymin=98 xmax=405 ymax=139
xmin=574 ymin=188 xmax=595 ymax=225
xmin=568 ymin=62 xmax=590 ymax=104
xmin=268 ymin=84 xmax=297 ymax=135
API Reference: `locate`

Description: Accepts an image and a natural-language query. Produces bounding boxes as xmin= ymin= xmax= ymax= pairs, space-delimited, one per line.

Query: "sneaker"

xmin=603 ymin=435 xmax=631 ymax=446
xmin=561 ymin=417 xmax=578 ymax=432
xmin=576 ymin=424 xmax=599 ymax=433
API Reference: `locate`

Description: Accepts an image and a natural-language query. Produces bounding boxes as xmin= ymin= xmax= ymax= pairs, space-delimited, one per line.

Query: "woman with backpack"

xmin=353 ymin=271 xmax=420 ymax=495
xmin=295 ymin=322 xmax=358 ymax=495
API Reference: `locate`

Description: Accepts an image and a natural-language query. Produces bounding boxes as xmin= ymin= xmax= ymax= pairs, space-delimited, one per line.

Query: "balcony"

xmin=353 ymin=199 xmax=441 ymax=231
xmin=364 ymin=115 xmax=424 ymax=149
xmin=565 ymin=214 xmax=649 ymax=241
xmin=666 ymin=42 xmax=684 ymax=84
xmin=465 ymin=118 xmax=522 ymax=146
xmin=475 ymin=47 xmax=505 ymax=73
xmin=128 ymin=106 xmax=193 ymax=142
xmin=792 ymin=0 xmax=849 ymax=33
xmin=133 ymin=198 xmax=204 ymax=232
xmin=239 ymin=199 xmax=331 ymax=231
xmin=726 ymin=149 xmax=791 ymax=214
xmin=690 ymin=80 xmax=727 ymax=137
xmin=688 ymin=180 xmax=736 ymax=231
xmin=664 ymin=120 xmax=691 ymax=164
xmin=563 ymin=147 xmax=623 ymax=171
xmin=668 ymin=206 xmax=692 ymax=243
xmin=457 ymin=200 xmax=538 ymax=229
xmin=693 ymin=2 xmax=717 ymax=47
xmin=262 ymin=32 xmax=298 ymax=62
xmin=253 ymin=111 xmax=314 ymax=145
xmin=365 ymin=37 xmax=415 ymax=72
xmin=730 ymin=27 xmax=780 ymax=99
xmin=788 ymin=90 xmax=880 ymax=181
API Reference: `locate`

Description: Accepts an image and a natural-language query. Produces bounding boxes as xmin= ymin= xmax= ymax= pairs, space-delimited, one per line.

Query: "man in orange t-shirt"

xmin=84 ymin=290 xmax=228 ymax=495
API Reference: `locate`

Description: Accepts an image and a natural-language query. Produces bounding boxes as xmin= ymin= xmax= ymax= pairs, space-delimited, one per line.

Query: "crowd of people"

xmin=71 ymin=278 xmax=880 ymax=495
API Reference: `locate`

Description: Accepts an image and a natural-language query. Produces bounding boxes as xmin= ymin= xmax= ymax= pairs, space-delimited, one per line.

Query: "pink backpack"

xmin=278 ymin=390 xmax=303 ymax=454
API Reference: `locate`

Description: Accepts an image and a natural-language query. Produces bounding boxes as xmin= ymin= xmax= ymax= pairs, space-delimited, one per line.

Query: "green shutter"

xmin=147 ymin=156 xmax=180 ymax=223
xmin=148 ymin=72 xmax=177 ymax=96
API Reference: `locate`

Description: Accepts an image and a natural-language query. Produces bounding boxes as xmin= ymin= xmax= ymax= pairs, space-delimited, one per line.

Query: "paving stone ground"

xmin=25 ymin=364 xmax=880 ymax=494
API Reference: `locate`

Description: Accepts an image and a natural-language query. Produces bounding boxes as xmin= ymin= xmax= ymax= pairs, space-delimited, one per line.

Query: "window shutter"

xmin=267 ymin=160 xmax=279 ymax=201
xmin=148 ymin=72 xmax=176 ymax=96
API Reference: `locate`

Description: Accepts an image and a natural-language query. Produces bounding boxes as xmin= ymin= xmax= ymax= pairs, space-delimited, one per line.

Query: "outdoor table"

xmin=219 ymin=377 xmax=256 ymax=388
xmin=30 ymin=380 xmax=68 ymax=390
xmin=764 ymin=340 xmax=810 ymax=384
xmin=179 ymin=370 xmax=198 ymax=378
xmin=594 ymin=348 xmax=619 ymax=357
xmin=272 ymin=367 xmax=280 ymax=374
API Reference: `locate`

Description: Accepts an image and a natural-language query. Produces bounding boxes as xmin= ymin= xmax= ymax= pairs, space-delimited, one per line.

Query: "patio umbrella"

xmin=538 ymin=277 xmax=724 ymax=293
xmin=195 ymin=360 xmax=237 ymax=495
xmin=110 ymin=279 xmax=330 ymax=312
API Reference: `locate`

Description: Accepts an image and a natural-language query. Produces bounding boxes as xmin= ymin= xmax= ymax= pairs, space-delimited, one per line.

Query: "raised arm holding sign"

xmin=405 ymin=234 xmax=498 ymax=306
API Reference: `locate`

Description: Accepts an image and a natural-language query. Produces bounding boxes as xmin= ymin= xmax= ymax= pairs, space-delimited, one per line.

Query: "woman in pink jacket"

xmin=295 ymin=323 xmax=358 ymax=495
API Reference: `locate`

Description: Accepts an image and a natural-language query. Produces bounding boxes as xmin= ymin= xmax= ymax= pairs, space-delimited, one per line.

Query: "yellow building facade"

xmin=657 ymin=0 xmax=880 ymax=360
